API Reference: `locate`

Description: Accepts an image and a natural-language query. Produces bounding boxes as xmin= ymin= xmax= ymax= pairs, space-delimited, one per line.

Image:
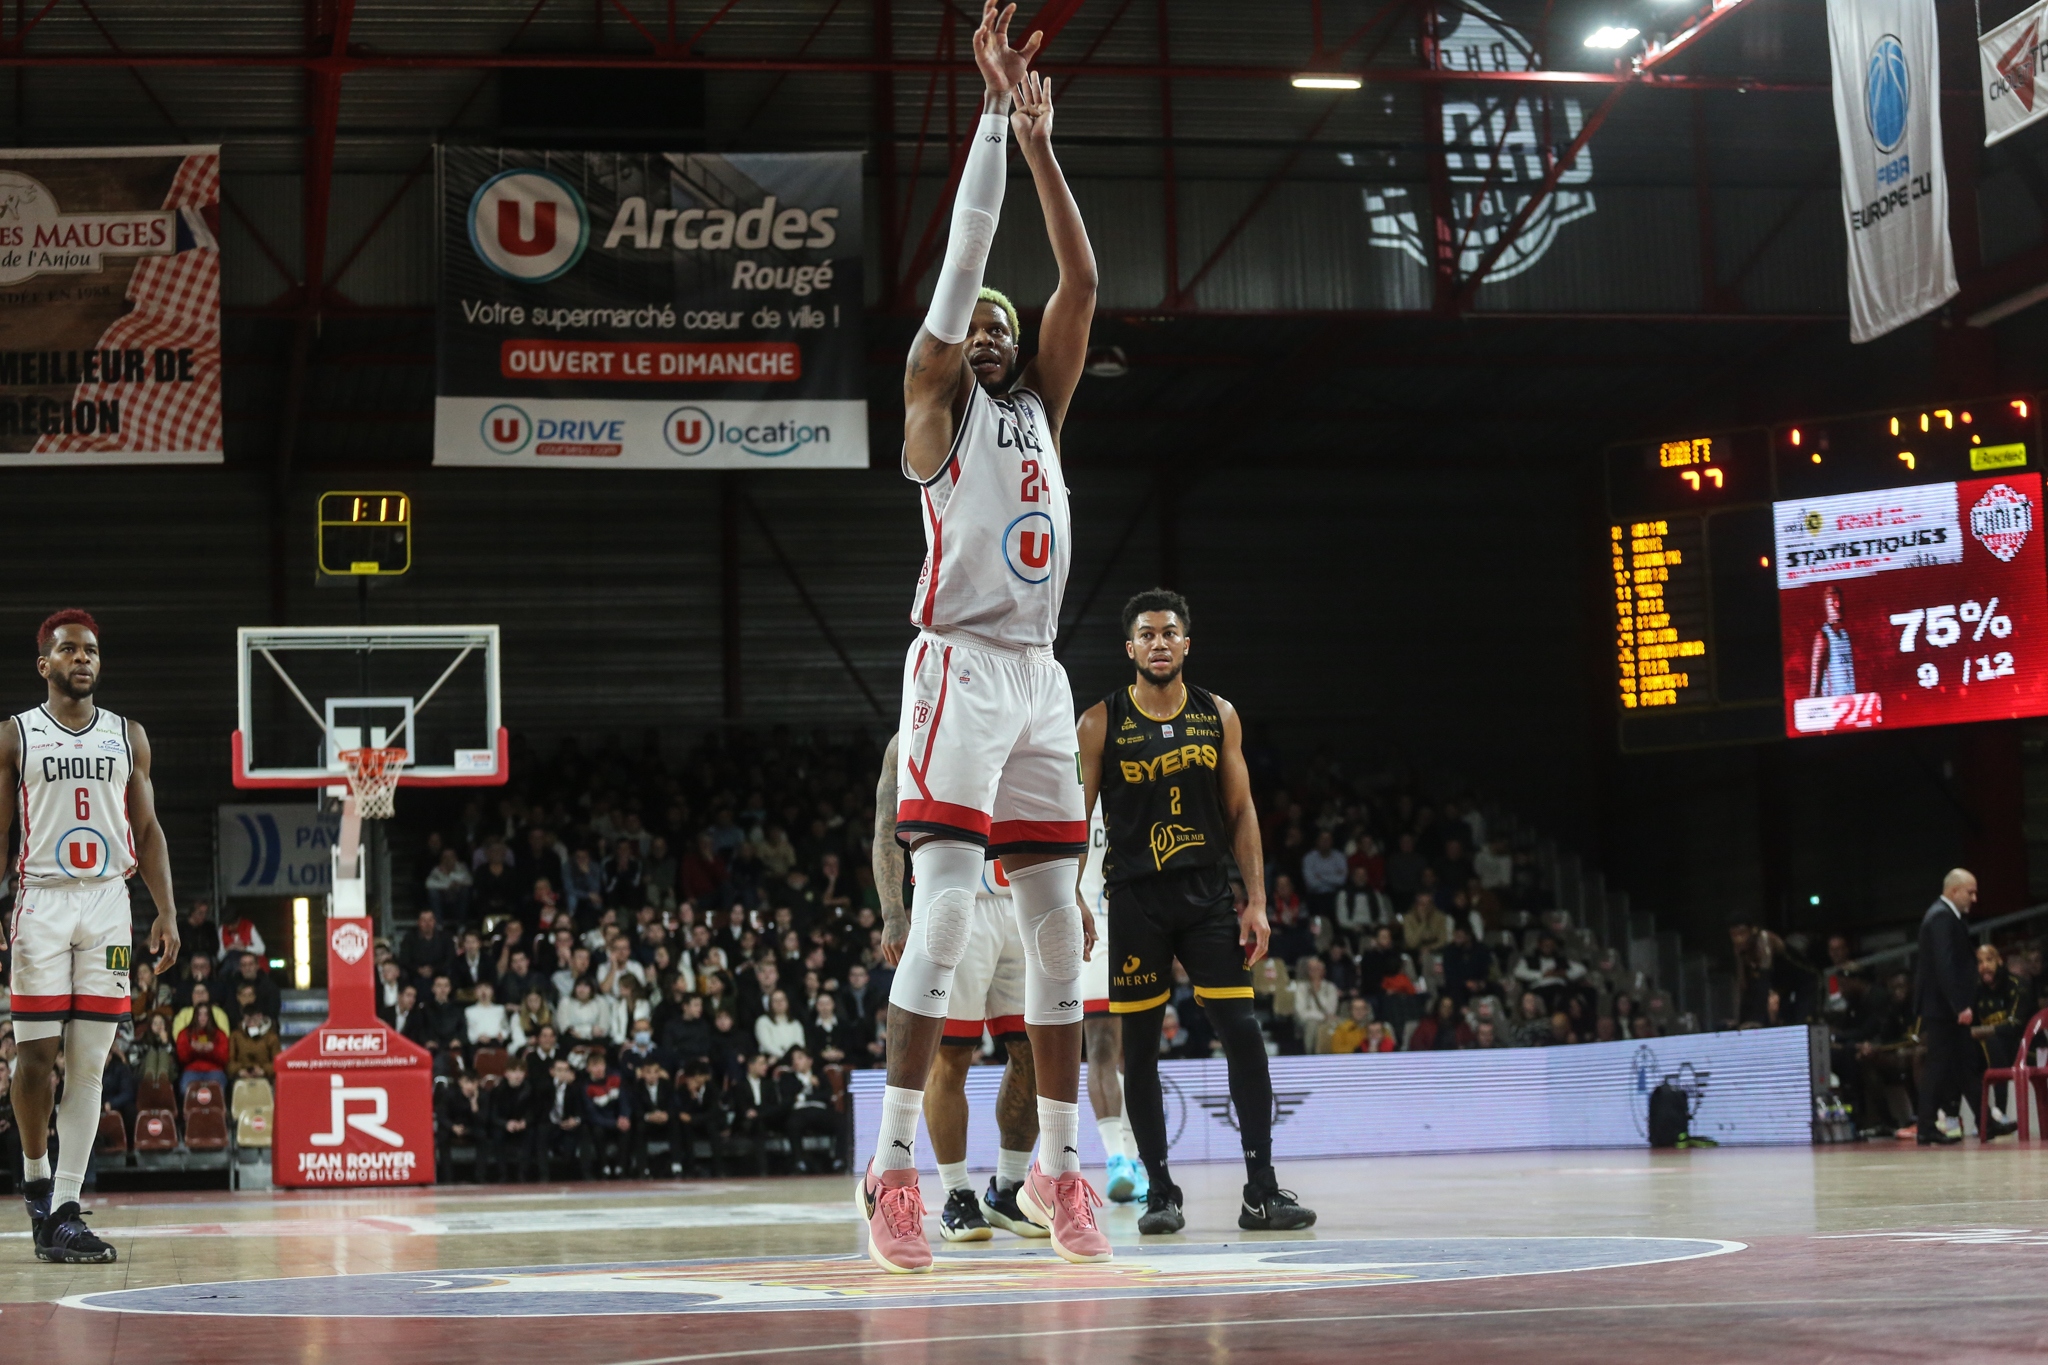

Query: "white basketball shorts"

xmin=941 ymin=891 xmax=1028 ymax=1045
xmin=10 ymin=879 xmax=133 ymax=1040
xmin=896 ymin=631 xmax=1086 ymax=856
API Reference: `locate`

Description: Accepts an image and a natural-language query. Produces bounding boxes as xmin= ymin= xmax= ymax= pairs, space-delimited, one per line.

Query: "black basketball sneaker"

xmin=36 ymin=1201 xmax=116 ymax=1264
xmin=978 ymin=1177 xmax=1049 ymax=1238
xmin=939 ymin=1187 xmax=994 ymax=1242
xmin=1137 ymin=1182 xmax=1185 ymax=1235
xmin=1238 ymin=1171 xmax=1316 ymax=1232
xmin=20 ymin=1177 xmax=52 ymax=1246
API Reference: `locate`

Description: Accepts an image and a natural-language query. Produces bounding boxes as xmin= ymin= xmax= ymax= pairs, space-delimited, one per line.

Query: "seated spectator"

xmin=425 ymin=849 xmax=475 ymax=921
xmin=472 ymin=839 xmax=523 ymax=924
xmin=542 ymin=1058 xmax=592 ymax=1180
xmin=172 ymin=982 xmax=230 ymax=1037
xmin=228 ymin=952 xmax=282 ymax=1023
xmin=130 ymin=961 xmax=173 ymax=1026
xmin=175 ymin=1005 xmax=230 ymax=1098
xmin=1513 ymin=933 xmax=1586 ymax=1008
xmin=563 ymin=847 xmax=605 ymax=925
xmin=1409 ymin=994 xmax=1474 ymax=1051
xmin=1158 ymin=1006 xmax=1197 ymax=1059
xmin=1300 ymin=829 xmax=1349 ymax=920
xmin=807 ymin=992 xmax=851 ymax=1066
xmin=726 ymin=1053 xmax=786 ymax=1171
xmin=779 ymin=1047 xmax=837 ymax=1171
xmin=755 ymin=989 xmax=805 ymax=1061
xmin=228 ymin=982 xmax=262 ymax=1033
xmin=1270 ymin=898 xmax=1317 ymax=967
xmin=680 ymin=834 xmax=728 ymax=905
xmin=1473 ymin=1019 xmax=1507 ymax=1048
xmin=629 ymin=1057 xmax=681 ymax=1177
xmin=101 ymin=1047 xmax=138 ymax=1137
xmin=1442 ymin=924 xmax=1493 ymax=1005
xmin=451 ymin=930 xmax=493 ymax=1002
xmin=1474 ymin=834 xmax=1514 ymax=890
xmin=1327 ymin=997 xmax=1374 ymax=1055
xmin=513 ymin=991 xmax=553 ymax=1050
xmin=817 ymin=852 xmax=854 ymax=918
xmin=231 ymin=1006 xmax=280 ymax=1081
xmin=173 ymin=944 xmax=219 ymax=1008
xmin=1361 ymin=1020 xmax=1398 ymax=1053
xmin=498 ymin=950 xmax=544 ymax=1009
xmin=643 ymin=836 xmax=679 ymax=912
xmin=553 ymin=945 xmax=594 ymax=1005
xmin=435 ymin=1072 xmax=483 ymax=1182
xmin=131 ymin=1012 xmax=179 ymax=1088
xmin=466 ymin=981 xmax=511 ymax=1048
xmin=482 ymin=1057 xmax=541 ymax=1183
xmin=1269 ymin=873 xmax=1304 ymax=926
xmin=673 ymin=1060 xmax=726 ymax=1175
xmin=216 ymin=903 xmax=265 ymax=965
xmin=422 ymin=975 xmax=467 ymax=1051
xmin=376 ymin=960 xmax=405 ymax=1019
xmin=579 ymin=1053 xmax=634 ymax=1177
xmin=604 ymin=839 xmax=644 ymax=915
xmin=1334 ymin=865 xmax=1391 ymax=944
xmin=523 ymin=1022 xmax=568 ymax=1073
xmin=400 ymin=909 xmax=453 ymax=987
xmin=1511 ymin=991 xmax=1554 ymax=1047
xmin=556 ymin=977 xmax=611 ymax=1045
xmin=1401 ymin=892 xmax=1451 ymax=960
xmin=1290 ymin=958 xmax=1339 ymax=1051
xmin=598 ymin=936 xmax=649 ymax=1000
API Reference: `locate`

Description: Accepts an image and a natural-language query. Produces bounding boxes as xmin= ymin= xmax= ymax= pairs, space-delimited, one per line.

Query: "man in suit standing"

xmin=1915 ymin=869 xmax=2014 ymax=1144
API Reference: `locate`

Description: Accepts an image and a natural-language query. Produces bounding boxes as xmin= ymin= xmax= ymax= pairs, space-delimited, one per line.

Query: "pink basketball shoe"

xmin=1016 ymin=1162 xmax=1112 ymax=1265
xmin=855 ymin=1160 xmax=932 ymax=1273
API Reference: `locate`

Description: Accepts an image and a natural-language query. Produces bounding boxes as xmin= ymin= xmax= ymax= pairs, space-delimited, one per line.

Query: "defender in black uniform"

xmin=1077 ymin=588 xmax=1315 ymax=1235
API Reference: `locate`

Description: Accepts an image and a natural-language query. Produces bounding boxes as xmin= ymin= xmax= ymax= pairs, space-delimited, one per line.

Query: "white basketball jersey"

xmin=13 ymin=704 xmax=135 ymax=888
xmin=907 ymin=384 xmax=1071 ymax=648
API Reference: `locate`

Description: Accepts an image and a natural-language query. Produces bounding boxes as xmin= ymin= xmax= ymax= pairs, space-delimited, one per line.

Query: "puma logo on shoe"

xmin=1063 ymin=1146 xmax=1078 ymax=1155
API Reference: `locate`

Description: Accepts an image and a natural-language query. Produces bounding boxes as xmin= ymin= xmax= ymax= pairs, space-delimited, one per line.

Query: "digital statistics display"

xmin=1773 ymin=473 xmax=2048 ymax=736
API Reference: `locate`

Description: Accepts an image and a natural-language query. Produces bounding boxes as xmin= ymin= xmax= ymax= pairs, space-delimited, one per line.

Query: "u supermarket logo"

xmin=468 ymin=169 xmax=589 ymax=283
xmin=1003 ymin=511 xmax=1055 ymax=584
xmin=663 ymin=405 xmax=714 ymax=455
xmin=481 ymin=404 xmax=531 ymax=453
xmin=58 ymin=826 xmax=110 ymax=877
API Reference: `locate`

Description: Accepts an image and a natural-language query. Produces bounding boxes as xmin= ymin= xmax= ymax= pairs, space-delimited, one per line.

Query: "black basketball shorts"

xmin=1105 ymin=864 xmax=1252 ymax=1014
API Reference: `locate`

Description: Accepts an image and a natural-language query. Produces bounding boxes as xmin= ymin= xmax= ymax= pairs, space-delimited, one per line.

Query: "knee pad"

xmin=1010 ymin=859 xmax=1084 ymax=1026
xmin=888 ymin=840 xmax=984 ymax=1018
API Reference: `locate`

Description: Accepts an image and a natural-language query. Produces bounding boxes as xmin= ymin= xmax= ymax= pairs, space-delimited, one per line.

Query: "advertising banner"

xmin=217 ymin=803 xmax=341 ymax=899
xmin=1981 ymin=0 xmax=2048 ymax=146
xmin=273 ymin=918 xmax=434 ymax=1187
xmin=1775 ymin=475 xmax=2048 ymax=736
xmin=851 ymin=1027 xmax=1816 ymax=1169
xmin=0 ymin=146 xmax=222 ymax=465
xmin=1826 ymin=0 xmax=1958 ymax=342
xmin=435 ymin=149 xmax=865 ymax=469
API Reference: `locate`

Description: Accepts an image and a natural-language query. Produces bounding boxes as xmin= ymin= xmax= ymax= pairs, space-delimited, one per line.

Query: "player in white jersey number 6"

xmin=857 ymin=2 xmax=1104 ymax=1273
xmin=0 ymin=610 xmax=180 ymax=1263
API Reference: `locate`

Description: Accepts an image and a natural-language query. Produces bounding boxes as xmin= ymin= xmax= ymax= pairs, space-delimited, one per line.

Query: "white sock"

xmin=22 ymin=1153 xmax=50 ymax=1183
xmin=876 ymin=1085 xmax=923 ymax=1172
xmin=937 ymin=1159 xmax=971 ymax=1194
xmin=1038 ymin=1097 xmax=1081 ymax=1176
xmin=1117 ymin=1072 xmax=1142 ymax=1159
xmin=54 ymin=1019 xmax=119 ymax=1207
xmin=996 ymin=1146 xmax=1031 ymax=1190
xmin=1096 ymin=1114 xmax=1128 ymax=1161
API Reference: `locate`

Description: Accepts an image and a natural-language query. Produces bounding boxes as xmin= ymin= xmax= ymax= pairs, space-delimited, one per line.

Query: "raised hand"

xmin=1011 ymin=70 xmax=1055 ymax=155
xmin=973 ymin=0 xmax=1043 ymax=104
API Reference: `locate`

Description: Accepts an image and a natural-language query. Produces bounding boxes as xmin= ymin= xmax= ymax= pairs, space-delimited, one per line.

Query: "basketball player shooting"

xmin=0 ymin=610 xmax=179 ymax=1263
xmin=857 ymin=1 xmax=1104 ymax=1273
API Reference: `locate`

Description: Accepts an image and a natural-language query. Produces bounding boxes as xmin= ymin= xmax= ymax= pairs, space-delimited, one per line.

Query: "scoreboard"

xmin=1604 ymin=397 xmax=2043 ymax=751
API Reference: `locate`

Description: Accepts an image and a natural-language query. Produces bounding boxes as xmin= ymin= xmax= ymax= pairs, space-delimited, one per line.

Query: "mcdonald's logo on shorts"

xmin=106 ymin=945 xmax=131 ymax=971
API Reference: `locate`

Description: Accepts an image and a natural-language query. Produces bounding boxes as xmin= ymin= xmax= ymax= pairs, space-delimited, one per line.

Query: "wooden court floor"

xmin=4 ymin=1146 xmax=2047 ymax=1363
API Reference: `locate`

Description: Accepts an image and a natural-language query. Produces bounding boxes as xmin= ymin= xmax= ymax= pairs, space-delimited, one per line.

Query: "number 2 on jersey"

xmin=1169 ymin=785 xmax=1182 ymax=816
xmin=1019 ymin=458 xmax=1048 ymax=503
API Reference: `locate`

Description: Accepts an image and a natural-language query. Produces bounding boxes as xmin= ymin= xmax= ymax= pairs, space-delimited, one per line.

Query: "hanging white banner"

xmin=1981 ymin=0 xmax=2048 ymax=146
xmin=1827 ymin=0 xmax=1958 ymax=343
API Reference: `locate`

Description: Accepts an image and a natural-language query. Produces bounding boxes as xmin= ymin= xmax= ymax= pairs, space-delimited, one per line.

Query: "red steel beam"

xmin=1020 ymin=0 xmax=1089 ymax=50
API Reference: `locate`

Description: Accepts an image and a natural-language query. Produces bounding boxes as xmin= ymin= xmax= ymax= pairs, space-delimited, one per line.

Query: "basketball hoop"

xmin=338 ymin=746 xmax=408 ymax=820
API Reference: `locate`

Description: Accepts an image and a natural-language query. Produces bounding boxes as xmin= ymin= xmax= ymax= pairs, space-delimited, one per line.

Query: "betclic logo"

xmin=468 ymin=169 xmax=589 ymax=283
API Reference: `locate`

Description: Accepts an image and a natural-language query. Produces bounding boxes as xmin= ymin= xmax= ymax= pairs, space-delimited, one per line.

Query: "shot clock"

xmin=318 ymin=492 xmax=412 ymax=578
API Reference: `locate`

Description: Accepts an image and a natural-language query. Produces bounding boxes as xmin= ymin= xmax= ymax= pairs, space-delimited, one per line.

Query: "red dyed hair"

xmin=37 ymin=609 xmax=101 ymax=655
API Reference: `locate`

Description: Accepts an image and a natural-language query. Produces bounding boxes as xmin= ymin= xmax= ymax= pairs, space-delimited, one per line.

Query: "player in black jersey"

xmin=1077 ymin=588 xmax=1315 ymax=1235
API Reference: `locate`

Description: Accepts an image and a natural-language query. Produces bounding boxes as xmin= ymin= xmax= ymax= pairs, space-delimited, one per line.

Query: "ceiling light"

xmin=1292 ymin=72 xmax=1363 ymax=90
xmin=1583 ymin=25 xmax=1640 ymax=48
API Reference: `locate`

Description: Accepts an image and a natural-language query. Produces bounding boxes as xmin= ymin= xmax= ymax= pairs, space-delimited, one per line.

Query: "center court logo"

xmin=468 ymin=169 xmax=589 ymax=283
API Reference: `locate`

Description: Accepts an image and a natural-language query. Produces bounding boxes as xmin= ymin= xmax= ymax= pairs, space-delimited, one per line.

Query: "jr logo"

xmin=1003 ymin=511 xmax=1056 ymax=585
xmin=310 ymin=1074 xmax=406 ymax=1149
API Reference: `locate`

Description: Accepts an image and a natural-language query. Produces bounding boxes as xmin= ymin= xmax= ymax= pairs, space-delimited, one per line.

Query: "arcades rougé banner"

xmin=0 ymin=146 xmax=223 ymax=465
xmin=435 ymin=148 xmax=865 ymax=470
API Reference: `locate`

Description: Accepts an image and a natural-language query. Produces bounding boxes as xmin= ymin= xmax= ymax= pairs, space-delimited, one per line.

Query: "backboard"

xmin=233 ymin=626 xmax=507 ymax=790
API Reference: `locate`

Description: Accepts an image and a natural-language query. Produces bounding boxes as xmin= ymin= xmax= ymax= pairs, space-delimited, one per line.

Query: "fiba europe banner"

xmin=850 ymin=1027 xmax=1815 ymax=1170
xmin=435 ymin=148 xmax=864 ymax=470
xmin=1826 ymin=0 xmax=1958 ymax=343
xmin=0 ymin=146 xmax=222 ymax=465
xmin=1981 ymin=0 xmax=2048 ymax=146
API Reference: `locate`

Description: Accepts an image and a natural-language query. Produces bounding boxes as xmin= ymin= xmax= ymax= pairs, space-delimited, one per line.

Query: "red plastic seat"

xmin=185 ymin=1107 xmax=230 ymax=1152
xmin=134 ymin=1109 xmax=178 ymax=1152
xmin=138 ymin=1075 xmax=176 ymax=1113
xmin=473 ymin=1047 xmax=509 ymax=1079
xmin=94 ymin=1111 xmax=128 ymax=1157
xmin=184 ymin=1081 xmax=227 ymax=1125
xmin=1981 ymin=1007 xmax=2048 ymax=1142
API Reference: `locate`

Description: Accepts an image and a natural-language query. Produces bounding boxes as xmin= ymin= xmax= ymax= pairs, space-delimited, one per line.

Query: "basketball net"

xmin=338 ymin=746 xmax=408 ymax=821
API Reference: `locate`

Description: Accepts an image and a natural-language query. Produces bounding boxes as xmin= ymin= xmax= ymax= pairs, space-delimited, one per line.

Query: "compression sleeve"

xmin=923 ymin=113 xmax=1011 ymax=346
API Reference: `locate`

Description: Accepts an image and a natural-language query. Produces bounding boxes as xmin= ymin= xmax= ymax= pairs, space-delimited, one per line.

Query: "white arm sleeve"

xmin=924 ymin=113 xmax=1011 ymax=345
